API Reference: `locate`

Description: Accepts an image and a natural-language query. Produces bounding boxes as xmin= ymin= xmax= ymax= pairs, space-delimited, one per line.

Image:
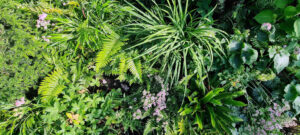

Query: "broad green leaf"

xmin=274 ymin=51 xmax=290 ymax=73
xmin=241 ymin=44 xmax=258 ymax=65
xmin=229 ymin=53 xmax=243 ymax=68
xmin=294 ymin=19 xmax=300 ymax=37
xmin=284 ymin=6 xmax=297 ymax=17
xmin=284 ymin=84 xmax=298 ymax=101
xmin=254 ymin=10 xmax=276 ymax=24
xmin=275 ymin=0 xmax=288 ymax=8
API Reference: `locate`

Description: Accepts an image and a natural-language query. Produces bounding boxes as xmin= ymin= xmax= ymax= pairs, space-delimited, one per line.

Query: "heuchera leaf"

xmin=274 ymin=50 xmax=290 ymax=73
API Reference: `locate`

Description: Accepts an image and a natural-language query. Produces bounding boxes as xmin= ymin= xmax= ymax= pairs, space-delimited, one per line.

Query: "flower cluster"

xmin=36 ymin=13 xmax=50 ymax=30
xmin=240 ymin=102 xmax=296 ymax=135
xmin=15 ymin=97 xmax=25 ymax=107
xmin=133 ymin=109 xmax=142 ymax=119
xmin=133 ymin=75 xmax=169 ymax=122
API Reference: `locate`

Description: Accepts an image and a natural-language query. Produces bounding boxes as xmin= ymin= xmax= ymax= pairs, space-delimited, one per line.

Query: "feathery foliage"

xmin=38 ymin=70 xmax=66 ymax=103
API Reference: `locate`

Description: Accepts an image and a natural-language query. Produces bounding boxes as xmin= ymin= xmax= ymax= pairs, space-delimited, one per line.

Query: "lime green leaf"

xmin=196 ymin=113 xmax=203 ymax=130
xmin=180 ymin=107 xmax=193 ymax=116
xmin=257 ymin=71 xmax=276 ymax=81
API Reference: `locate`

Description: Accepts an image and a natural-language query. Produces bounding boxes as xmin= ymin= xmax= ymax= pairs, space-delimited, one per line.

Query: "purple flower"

xmin=15 ymin=97 xmax=25 ymax=107
xmin=261 ymin=23 xmax=272 ymax=31
xmin=39 ymin=13 xmax=47 ymax=21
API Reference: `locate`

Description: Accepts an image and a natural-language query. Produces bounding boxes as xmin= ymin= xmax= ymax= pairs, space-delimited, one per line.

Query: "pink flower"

xmin=261 ymin=23 xmax=272 ymax=31
xmin=15 ymin=97 xmax=25 ymax=107
xmin=39 ymin=13 xmax=47 ymax=21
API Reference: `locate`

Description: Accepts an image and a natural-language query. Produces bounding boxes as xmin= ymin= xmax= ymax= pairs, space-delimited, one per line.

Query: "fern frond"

xmin=38 ymin=70 xmax=65 ymax=103
xmin=117 ymin=56 xmax=127 ymax=81
xmin=127 ymin=58 xmax=142 ymax=82
xmin=95 ymin=32 xmax=124 ymax=72
xmin=143 ymin=120 xmax=154 ymax=135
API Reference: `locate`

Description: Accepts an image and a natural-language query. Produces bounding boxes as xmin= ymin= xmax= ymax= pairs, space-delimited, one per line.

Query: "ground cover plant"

xmin=0 ymin=0 xmax=300 ymax=134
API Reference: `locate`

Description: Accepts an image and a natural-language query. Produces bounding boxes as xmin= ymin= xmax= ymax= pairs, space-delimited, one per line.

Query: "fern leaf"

xmin=127 ymin=58 xmax=142 ymax=81
xmin=95 ymin=32 xmax=124 ymax=72
xmin=38 ymin=70 xmax=65 ymax=103
xmin=143 ymin=120 xmax=154 ymax=135
xmin=117 ymin=57 xmax=127 ymax=81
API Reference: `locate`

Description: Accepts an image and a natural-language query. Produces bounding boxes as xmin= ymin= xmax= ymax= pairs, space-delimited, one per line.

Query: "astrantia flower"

xmin=15 ymin=97 xmax=25 ymax=107
xmin=261 ymin=23 xmax=272 ymax=31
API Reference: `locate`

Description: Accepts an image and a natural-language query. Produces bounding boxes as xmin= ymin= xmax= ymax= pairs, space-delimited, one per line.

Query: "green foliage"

xmin=179 ymin=84 xmax=246 ymax=133
xmin=254 ymin=10 xmax=277 ymax=24
xmin=229 ymin=41 xmax=258 ymax=68
xmin=0 ymin=0 xmax=51 ymax=104
xmin=125 ymin=0 xmax=227 ymax=88
xmin=38 ymin=69 xmax=68 ymax=103
xmin=95 ymin=30 xmax=142 ymax=83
